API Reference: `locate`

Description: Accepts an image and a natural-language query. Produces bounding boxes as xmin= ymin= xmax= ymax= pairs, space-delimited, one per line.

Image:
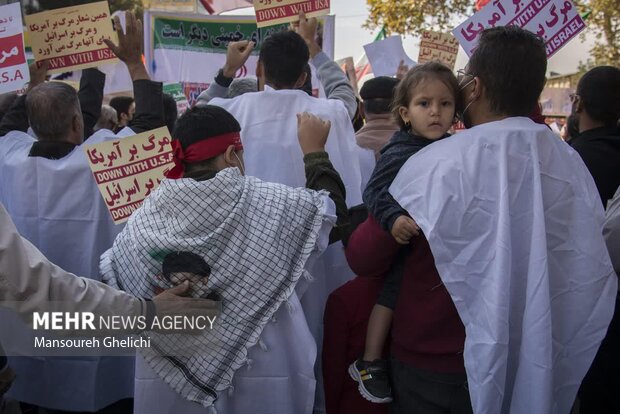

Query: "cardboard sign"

xmin=363 ymin=36 xmax=416 ymax=77
xmin=84 ymin=127 xmax=174 ymax=224
xmin=144 ymin=0 xmax=197 ymax=12
xmin=164 ymin=83 xmax=190 ymax=116
xmin=453 ymin=0 xmax=585 ymax=58
xmin=26 ymin=1 xmax=118 ymax=74
xmin=0 ymin=3 xmax=29 ymax=94
xmin=253 ymin=0 xmax=330 ymax=28
xmin=418 ymin=31 xmax=459 ymax=70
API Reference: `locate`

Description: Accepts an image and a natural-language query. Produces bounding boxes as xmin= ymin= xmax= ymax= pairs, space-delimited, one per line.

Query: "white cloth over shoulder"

xmin=210 ymin=87 xmax=362 ymax=207
xmin=390 ymin=117 xmax=617 ymax=414
xmin=0 ymin=128 xmax=132 ymax=411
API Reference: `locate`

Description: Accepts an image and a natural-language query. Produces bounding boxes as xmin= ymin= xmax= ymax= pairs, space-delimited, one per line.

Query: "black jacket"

xmin=363 ymin=129 xmax=445 ymax=231
xmin=571 ymin=126 xmax=620 ymax=207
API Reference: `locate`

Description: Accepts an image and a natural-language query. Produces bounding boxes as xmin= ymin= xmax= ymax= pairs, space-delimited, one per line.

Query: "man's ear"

xmin=469 ymin=77 xmax=483 ymax=102
xmin=294 ymin=71 xmax=308 ymax=89
xmin=72 ymin=114 xmax=81 ymax=133
xmin=574 ymin=96 xmax=584 ymax=114
xmin=256 ymin=60 xmax=265 ymax=91
xmin=223 ymin=145 xmax=237 ymax=166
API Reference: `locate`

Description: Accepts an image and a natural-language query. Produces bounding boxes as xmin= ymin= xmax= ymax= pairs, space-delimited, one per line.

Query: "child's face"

xmin=399 ymin=79 xmax=455 ymax=140
xmin=168 ymin=271 xmax=210 ymax=298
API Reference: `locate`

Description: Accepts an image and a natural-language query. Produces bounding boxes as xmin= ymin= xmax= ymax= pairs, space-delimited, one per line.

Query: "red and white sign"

xmin=84 ymin=127 xmax=174 ymax=224
xmin=253 ymin=0 xmax=330 ymax=28
xmin=453 ymin=0 xmax=585 ymax=58
xmin=0 ymin=3 xmax=29 ymax=94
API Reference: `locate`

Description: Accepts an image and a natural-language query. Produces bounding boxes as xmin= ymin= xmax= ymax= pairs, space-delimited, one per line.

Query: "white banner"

xmin=453 ymin=0 xmax=585 ymax=58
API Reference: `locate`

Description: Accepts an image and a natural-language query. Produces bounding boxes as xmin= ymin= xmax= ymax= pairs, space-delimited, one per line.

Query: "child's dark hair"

xmin=390 ymin=62 xmax=460 ymax=130
xmin=162 ymin=251 xmax=211 ymax=280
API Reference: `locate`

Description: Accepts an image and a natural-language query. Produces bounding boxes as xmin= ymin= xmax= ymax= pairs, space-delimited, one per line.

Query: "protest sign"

xmin=418 ymin=31 xmax=459 ymax=69
xmin=144 ymin=0 xmax=197 ymax=12
xmin=84 ymin=127 xmax=174 ymax=224
xmin=164 ymin=83 xmax=190 ymax=115
xmin=198 ymin=0 xmax=254 ymax=14
xmin=144 ymin=11 xmax=334 ymax=89
xmin=363 ymin=35 xmax=416 ymax=77
xmin=0 ymin=3 xmax=29 ymax=94
xmin=253 ymin=0 xmax=330 ymax=28
xmin=26 ymin=1 xmax=118 ymax=74
xmin=453 ymin=0 xmax=585 ymax=58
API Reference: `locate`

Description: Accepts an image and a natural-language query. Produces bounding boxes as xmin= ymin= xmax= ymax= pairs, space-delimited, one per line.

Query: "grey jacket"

xmin=0 ymin=203 xmax=143 ymax=322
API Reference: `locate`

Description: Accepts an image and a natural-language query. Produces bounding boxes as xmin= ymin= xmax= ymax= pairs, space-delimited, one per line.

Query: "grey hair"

xmin=26 ymin=82 xmax=81 ymax=141
xmin=227 ymin=77 xmax=258 ymax=99
xmin=94 ymin=105 xmax=118 ymax=132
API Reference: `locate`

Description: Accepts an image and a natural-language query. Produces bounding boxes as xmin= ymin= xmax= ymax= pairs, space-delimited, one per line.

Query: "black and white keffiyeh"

xmin=100 ymin=167 xmax=330 ymax=407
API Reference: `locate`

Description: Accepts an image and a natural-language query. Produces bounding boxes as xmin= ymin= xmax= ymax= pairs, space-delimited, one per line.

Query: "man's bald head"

xmin=26 ymin=82 xmax=83 ymax=143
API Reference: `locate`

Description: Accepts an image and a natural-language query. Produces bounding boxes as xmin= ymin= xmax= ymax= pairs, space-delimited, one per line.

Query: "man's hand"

xmin=222 ymin=40 xmax=254 ymax=78
xmin=28 ymin=60 xmax=48 ymax=91
xmin=104 ymin=11 xmax=148 ymax=80
xmin=391 ymin=215 xmax=420 ymax=244
xmin=291 ymin=11 xmax=321 ymax=58
xmin=297 ymin=112 xmax=331 ymax=155
xmin=153 ymin=281 xmax=219 ymax=321
xmin=396 ymin=60 xmax=409 ymax=80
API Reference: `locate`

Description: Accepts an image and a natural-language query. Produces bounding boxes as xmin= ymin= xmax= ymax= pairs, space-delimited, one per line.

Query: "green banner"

xmin=153 ymin=17 xmax=289 ymax=53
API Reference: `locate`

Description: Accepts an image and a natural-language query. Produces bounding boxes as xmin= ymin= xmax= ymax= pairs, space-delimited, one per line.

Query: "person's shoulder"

xmin=0 ymin=131 xmax=35 ymax=156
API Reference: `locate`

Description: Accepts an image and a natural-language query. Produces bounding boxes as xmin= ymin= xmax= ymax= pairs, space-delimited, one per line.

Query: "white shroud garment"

xmin=0 ymin=129 xmax=133 ymax=411
xmin=210 ymin=87 xmax=362 ymax=208
xmin=389 ymin=117 xmax=617 ymax=414
xmin=211 ymin=87 xmax=361 ymax=412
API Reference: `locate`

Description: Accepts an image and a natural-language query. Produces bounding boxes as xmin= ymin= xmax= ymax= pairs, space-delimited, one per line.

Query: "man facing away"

xmin=388 ymin=26 xmax=617 ymax=413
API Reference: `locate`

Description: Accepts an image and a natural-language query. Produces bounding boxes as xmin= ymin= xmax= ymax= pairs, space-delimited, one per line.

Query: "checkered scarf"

xmin=100 ymin=167 xmax=328 ymax=407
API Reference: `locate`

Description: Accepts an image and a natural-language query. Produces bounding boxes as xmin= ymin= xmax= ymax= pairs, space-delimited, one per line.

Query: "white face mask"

xmin=233 ymin=152 xmax=245 ymax=176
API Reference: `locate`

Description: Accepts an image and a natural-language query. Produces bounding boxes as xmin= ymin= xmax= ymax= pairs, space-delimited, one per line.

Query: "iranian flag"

xmin=198 ymin=0 xmax=254 ymax=14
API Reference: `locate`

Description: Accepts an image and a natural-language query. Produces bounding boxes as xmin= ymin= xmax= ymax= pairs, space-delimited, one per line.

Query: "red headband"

xmin=165 ymin=132 xmax=243 ymax=179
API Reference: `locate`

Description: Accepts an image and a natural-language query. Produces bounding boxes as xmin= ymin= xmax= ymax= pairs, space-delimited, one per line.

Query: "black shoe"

xmin=348 ymin=359 xmax=392 ymax=403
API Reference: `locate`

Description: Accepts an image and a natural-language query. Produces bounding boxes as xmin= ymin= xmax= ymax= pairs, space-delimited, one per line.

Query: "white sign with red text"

xmin=0 ymin=3 xmax=29 ymax=94
xmin=453 ymin=0 xmax=585 ymax=58
xmin=84 ymin=127 xmax=174 ymax=224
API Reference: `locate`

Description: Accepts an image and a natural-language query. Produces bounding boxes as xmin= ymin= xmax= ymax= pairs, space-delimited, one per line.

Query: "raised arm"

xmin=195 ymin=40 xmax=255 ymax=106
xmin=0 ymin=61 xmax=48 ymax=137
xmin=79 ymin=68 xmax=106 ymax=140
xmin=293 ymin=12 xmax=357 ymax=119
xmin=104 ymin=12 xmax=164 ymax=134
xmin=297 ymin=112 xmax=349 ymax=244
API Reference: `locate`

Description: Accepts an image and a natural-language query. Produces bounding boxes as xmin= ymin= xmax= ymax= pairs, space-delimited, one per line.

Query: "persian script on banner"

xmin=453 ymin=0 xmax=585 ymax=58
xmin=418 ymin=31 xmax=459 ymax=70
xmin=26 ymin=1 xmax=118 ymax=74
xmin=84 ymin=127 xmax=174 ymax=224
xmin=0 ymin=3 xmax=29 ymax=94
xmin=253 ymin=0 xmax=330 ymax=28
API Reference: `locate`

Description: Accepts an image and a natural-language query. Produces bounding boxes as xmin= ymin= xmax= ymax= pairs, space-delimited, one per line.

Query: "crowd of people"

xmin=0 ymin=9 xmax=619 ymax=414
